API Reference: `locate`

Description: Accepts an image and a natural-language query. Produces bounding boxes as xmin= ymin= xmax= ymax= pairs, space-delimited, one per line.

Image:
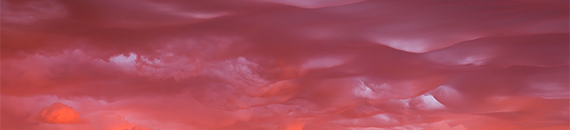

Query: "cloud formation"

xmin=1 ymin=0 xmax=568 ymax=130
xmin=39 ymin=102 xmax=83 ymax=124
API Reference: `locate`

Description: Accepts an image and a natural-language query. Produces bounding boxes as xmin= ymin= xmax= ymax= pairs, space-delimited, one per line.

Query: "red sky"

xmin=1 ymin=0 xmax=569 ymax=130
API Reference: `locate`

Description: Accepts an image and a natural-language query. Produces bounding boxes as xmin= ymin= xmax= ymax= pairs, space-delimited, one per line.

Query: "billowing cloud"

xmin=1 ymin=0 xmax=568 ymax=130
xmin=39 ymin=102 xmax=84 ymax=124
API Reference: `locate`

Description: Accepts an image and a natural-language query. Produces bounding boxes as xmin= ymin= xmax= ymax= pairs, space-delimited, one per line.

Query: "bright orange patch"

xmin=40 ymin=102 xmax=82 ymax=124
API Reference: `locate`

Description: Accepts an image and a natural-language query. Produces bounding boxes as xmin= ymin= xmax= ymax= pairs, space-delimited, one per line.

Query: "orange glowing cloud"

xmin=39 ymin=102 xmax=83 ymax=124
xmin=284 ymin=119 xmax=305 ymax=130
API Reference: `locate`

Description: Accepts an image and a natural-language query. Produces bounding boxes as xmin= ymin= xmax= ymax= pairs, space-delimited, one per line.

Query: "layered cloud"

xmin=1 ymin=0 xmax=568 ymax=130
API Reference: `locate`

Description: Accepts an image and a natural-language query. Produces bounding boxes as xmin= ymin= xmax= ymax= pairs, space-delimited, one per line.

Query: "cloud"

xmin=86 ymin=112 xmax=154 ymax=130
xmin=39 ymin=102 xmax=84 ymax=124
xmin=1 ymin=0 xmax=568 ymax=130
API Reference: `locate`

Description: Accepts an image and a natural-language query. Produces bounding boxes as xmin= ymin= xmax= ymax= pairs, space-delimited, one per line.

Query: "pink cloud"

xmin=1 ymin=0 xmax=568 ymax=130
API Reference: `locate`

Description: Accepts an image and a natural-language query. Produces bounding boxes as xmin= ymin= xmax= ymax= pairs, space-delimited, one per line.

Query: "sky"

xmin=1 ymin=0 xmax=569 ymax=130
